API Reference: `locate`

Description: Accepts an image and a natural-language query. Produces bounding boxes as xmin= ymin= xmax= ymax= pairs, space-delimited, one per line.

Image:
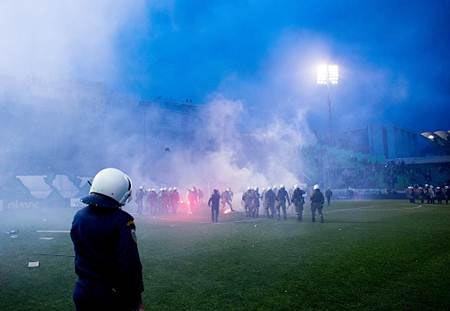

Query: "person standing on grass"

xmin=71 ymin=168 xmax=144 ymax=311
xmin=435 ymin=187 xmax=444 ymax=204
xmin=135 ymin=186 xmax=145 ymax=215
xmin=291 ymin=185 xmax=306 ymax=221
xmin=445 ymin=186 xmax=450 ymax=204
xmin=276 ymin=185 xmax=290 ymax=220
xmin=264 ymin=187 xmax=277 ymax=218
xmin=325 ymin=188 xmax=333 ymax=206
xmin=208 ymin=189 xmax=221 ymax=223
xmin=310 ymin=184 xmax=325 ymax=223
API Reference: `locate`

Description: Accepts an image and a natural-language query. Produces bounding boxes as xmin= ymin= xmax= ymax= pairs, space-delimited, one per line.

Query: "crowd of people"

xmin=133 ymin=186 xmax=204 ymax=216
xmin=207 ymin=185 xmax=333 ymax=223
xmin=132 ymin=183 xmax=334 ymax=224
xmin=406 ymin=184 xmax=450 ymax=204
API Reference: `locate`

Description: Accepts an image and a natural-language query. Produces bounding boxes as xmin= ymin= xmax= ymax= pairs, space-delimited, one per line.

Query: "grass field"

xmin=1 ymin=200 xmax=450 ymax=310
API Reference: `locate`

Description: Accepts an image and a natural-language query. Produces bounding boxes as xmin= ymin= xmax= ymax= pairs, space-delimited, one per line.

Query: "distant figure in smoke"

xmin=406 ymin=186 xmax=415 ymax=204
xmin=71 ymin=168 xmax=144 ymax=311
xmin=264 ymin=187 xmax=276 ymax=218
xmin=429 ymin=186 xmax=435 ymax=204
xmin=135 ymin=186 xmax=145 ymax=215
xmin=147 ymin=188 xmax=158 ymax=215
xmin=161 ymin=188 xmax=170 ymax=214
xmin=187 ymin=187 xmax=199 ymax=214
xmin=221 ymin=188 xmax=234 ymax=212
xmin=276 ymin=185 xmax=290 ymax=220
xmin=435 ymin=186 xmax=444 ymax=204
xmin=242 ymin=187 xmax=255 ymax=217
xmin=310 ymin=184 xmax=325 ymax=223
xmin=208 ymin=189 xmax=221 ymax=223
xmin=197 ymin=188 xmax=204 ymax=206
xmin=170 ymin=187 xmax=180 ymax=214
xmin=291 ymin=185 xmax=306 ymax=221
xmin=445 ymin=186 xmax=450 ymax=204
xmin=325 ymin=188 xmax=333 ymax=206
xmin=252 ymin=187 xmax=261 ymax=217
xmin=417 ymin=187 xmax=425 ymax=204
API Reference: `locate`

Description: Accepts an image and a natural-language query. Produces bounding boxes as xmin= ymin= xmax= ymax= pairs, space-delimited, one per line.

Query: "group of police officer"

xmin=406 ymin=184 xmax=450 ymax=204
xmin=135 ymin=186 xmax=181 ymax=216
xmin=239 ymin=185 xmax=332 ymax=223
xmin=134 ymin=186 xmax=205 ymax=216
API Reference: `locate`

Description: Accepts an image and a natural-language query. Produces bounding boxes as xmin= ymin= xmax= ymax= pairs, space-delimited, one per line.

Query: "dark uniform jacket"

xmin=276 ymin=188 xmax=290 ymax=205
xmin=71 ymin=194 xmax=143 ymax=310
xmin=292 ymin=188 xmax=305 ymax=205
xmin=264 ymin=189 xmax=276 ymax=205
xmin=208 ymin=192 xmax=221 ymax=208
xmin=310 ymin=190 xmax=325 ymax=204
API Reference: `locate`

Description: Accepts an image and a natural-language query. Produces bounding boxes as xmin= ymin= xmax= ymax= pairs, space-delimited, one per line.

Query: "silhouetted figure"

xmin=208 ymin=189 xmax=221 ymax=223
xmin=310 ymin=184 xmax=325 ymax=223
xmin=325 ymin=188 xmax=333 ymax=206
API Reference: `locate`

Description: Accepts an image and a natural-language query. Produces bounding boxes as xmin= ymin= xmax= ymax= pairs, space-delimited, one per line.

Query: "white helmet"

xmin=84 ymin=168 xmax=132 ymax=206
xmin=313 ymin=184 xmax=320 ymax=190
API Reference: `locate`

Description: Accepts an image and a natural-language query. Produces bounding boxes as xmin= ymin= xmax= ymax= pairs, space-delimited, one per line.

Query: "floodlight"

xmin=317 ymin=64 xmax=329 ymax=85
xmin=316 ymin=64 xmax=339 ymax=85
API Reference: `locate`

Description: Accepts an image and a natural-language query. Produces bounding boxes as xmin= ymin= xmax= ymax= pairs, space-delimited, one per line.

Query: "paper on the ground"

xmin=39 ymin=237 xmax=54 ymax=240
xmin=10 ymin=235 xmax=18 ymax=239
xmin=28 ymin=261 xmax=40 ymax=268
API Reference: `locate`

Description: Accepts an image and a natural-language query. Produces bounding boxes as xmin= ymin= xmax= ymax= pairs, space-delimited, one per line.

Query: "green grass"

xmin=1 ymin=201 xmax=450 ymax=310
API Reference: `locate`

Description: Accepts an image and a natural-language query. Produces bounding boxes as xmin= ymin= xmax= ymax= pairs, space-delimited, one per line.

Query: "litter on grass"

xmin=28 ymin=261 xmax=40 ymax=268
xmin=39 ymin=237 xmax=54 ymax=240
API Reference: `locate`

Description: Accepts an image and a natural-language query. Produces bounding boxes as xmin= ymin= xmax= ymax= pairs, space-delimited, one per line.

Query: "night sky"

xmin=113 ymin=0 xmax=450 ymax=132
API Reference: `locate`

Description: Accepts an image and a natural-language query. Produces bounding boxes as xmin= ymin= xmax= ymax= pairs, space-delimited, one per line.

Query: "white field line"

xmin=36 ymin=230 xmax=70 ymax=233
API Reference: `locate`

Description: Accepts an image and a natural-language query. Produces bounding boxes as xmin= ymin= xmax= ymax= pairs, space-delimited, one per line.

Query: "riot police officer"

xmin=221 ymin=188 xmax=234 ymax=212
xmin=264 ymin=187 xmax=276 ymax=218
xmin=71 ymin=168 xmax=144 ymax=311
xmin=276 ymin=185 xmax=290 ymax=220
xmin=291 ymin=185 xmax=306 ymax=221
xmin=135 ymin=186 xmax=145 ymax=215
xmin=310 ymin=184 xmax=325 ymax=223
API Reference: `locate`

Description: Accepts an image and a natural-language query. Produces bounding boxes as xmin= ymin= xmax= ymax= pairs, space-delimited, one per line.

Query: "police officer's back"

xmin=71 ymin=168 xmax=144 ymax=311
xmin=310 ymin=184 xmax=325 ymax=223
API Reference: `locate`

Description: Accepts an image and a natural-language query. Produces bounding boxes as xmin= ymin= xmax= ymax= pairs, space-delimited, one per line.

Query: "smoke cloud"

xmin=1 ymin=1 xmax=400 ymax=202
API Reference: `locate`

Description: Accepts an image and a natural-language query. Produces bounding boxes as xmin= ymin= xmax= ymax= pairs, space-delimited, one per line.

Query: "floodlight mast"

xmin=317 ymin=64 xmax=339 ymax=145
xmin=317 ymin=64 xmax=339 ymax=189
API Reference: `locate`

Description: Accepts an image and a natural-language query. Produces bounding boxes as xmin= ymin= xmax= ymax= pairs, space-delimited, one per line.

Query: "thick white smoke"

xmin=0 ymin=2 xmax=327 ymax=201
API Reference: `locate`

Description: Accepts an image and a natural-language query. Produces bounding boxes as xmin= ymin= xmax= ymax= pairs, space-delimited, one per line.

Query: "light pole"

xmin=317 ymin=64 xmax=339 ymax=145
xmin=316 ymin=64 xmax=339 ymax=188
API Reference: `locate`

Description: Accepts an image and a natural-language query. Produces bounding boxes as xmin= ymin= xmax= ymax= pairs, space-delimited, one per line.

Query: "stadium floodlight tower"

xmin=317 ymin=64 xmax=339 ymax=145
